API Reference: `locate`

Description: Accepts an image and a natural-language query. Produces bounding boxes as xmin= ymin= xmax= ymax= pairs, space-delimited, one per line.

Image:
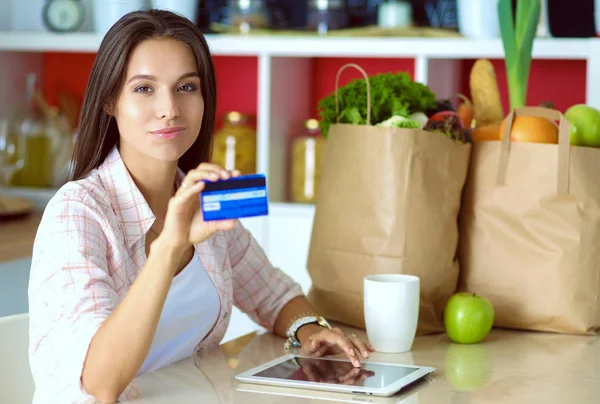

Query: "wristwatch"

xmin=285 ymin=314 xmax=331 ymax=349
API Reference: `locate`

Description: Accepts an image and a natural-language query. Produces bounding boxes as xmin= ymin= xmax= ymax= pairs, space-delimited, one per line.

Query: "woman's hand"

xmin=299 ymin=325 xmax=376 ymax=368
xmin=159 ymin=163 xmax=240 ymax=252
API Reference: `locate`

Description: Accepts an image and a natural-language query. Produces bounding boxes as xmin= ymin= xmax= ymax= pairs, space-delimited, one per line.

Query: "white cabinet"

xmin=0 ymin=258 xmax=31 ymax=317
xmin=266 ymin=203 xmax=316 ymax=295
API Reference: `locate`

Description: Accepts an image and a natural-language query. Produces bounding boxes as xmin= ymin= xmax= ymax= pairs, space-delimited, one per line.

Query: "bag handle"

xmin=335 ymin=63 xmax=372 ymax=125
xmin=497 ymin=106 xmax=571 ymax=194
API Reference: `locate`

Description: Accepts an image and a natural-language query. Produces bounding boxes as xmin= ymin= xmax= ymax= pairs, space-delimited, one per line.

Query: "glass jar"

xmin=8 ymin=73 xmax=54 ymax=188
xmin=290 ymin=119 xmax=326 ymax=204
xmin=211 ymin=111 xmax=257 ymax=174
xmin=225 ymin=0 xmax=269 ymax=33
xmin=307 ymin=0 xmax=349 ymax=34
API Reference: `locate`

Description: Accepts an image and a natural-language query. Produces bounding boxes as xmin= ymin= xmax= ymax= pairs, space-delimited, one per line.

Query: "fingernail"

xmin=312 ymin=340 xmax=318 ymax=347
xmin=364 ymin=351 xmax=369 ymax=357
xmin=349 ymin=350 xmax=355 ymax=356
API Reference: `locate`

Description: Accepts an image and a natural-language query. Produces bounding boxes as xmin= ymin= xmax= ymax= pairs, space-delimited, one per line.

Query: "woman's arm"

xmin=83 ymin=165 xmax=237 ymax=402
xmin=272 ymin=295 xmax=319 ymax=338
xmin=81 ymin=238 xmax=182 ymax=402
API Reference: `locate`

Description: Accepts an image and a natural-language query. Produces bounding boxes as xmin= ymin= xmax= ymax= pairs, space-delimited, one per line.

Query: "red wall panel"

xmin=41 ymin=53 xmax=587 ymax=131
xmin=460 ymin=59 xmax=587 ymax=113
xmin=41 ymin=53 xmax=259 ymax=131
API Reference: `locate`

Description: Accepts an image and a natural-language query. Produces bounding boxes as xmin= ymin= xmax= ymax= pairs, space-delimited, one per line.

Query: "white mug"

xmin=151 ymin=0 xmax=199 ymax=22
xmin=364 ymin=274 xmax=420 ymax=353
xmin=94 ymin=0 xmax=146 ymax=36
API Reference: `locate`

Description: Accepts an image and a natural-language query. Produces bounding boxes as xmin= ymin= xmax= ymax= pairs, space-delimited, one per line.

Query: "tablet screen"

xmin=253 ymin=357 xmax=418 ymax=389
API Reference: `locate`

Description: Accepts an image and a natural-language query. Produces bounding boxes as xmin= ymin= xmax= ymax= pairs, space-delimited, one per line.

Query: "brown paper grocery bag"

xmin=459 ymin=106 xmax=600 ymax=335
xmin=306 ymin=64 xmax=472 ymax=335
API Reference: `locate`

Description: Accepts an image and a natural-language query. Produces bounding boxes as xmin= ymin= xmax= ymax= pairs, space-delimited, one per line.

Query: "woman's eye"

xmin=178 ymin=84 xmax=197 ymax=92
xmin=134 ymin=85 xmax=153 ymax=94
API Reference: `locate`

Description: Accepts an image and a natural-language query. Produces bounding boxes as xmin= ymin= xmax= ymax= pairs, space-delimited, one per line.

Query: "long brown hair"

xmin=70 ymin=10 xmax=217 ymax=181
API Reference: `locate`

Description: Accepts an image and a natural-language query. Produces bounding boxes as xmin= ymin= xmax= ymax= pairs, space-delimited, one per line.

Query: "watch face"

xmin=43 ymin=0 xmax=84 ymax=32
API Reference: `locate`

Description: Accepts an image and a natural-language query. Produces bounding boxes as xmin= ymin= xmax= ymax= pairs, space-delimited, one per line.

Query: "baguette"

xmin=469 ymin=59 xmax=505 ymax=128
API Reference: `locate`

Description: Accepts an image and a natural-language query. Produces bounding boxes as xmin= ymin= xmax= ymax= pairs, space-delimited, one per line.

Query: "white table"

xmin=118 ymin=326 xmax=600 ymax=403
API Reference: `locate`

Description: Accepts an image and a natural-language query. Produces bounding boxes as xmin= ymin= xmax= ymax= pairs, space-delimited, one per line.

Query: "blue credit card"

xmin=201 ymin=174 xmax=269 ymax=221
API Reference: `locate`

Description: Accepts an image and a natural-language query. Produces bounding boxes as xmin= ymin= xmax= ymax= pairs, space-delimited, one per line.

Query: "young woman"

xmin=27 ymin=10 xmax=373 ymax=404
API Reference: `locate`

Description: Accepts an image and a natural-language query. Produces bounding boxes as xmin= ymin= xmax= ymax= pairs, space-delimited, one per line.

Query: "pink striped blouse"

xmin=27 ymin=146 xmax=303 ymax=403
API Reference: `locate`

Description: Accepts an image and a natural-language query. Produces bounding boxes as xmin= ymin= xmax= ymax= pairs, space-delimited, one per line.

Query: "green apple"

xmin=564 ymin=104 xmax=600 ymax=147
xmin=444 ymin=292 xmax=494 ymax=344
xmin=445 ymin=343 xmax=493 ymax=391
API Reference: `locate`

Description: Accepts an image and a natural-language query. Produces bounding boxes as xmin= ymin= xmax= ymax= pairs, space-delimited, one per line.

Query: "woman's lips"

xmin=151 ymin=127 xmax=186 ymax=140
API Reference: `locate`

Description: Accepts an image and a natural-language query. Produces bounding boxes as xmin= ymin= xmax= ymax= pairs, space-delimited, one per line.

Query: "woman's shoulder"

xmin=31 ymin=170 xmax=119 ymax=265
xmin=43 ymin=169 xmax=114 ymax=225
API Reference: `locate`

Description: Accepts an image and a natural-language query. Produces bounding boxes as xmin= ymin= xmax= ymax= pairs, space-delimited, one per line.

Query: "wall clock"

xmin=43 ymin=0 xmax=85 ymax=33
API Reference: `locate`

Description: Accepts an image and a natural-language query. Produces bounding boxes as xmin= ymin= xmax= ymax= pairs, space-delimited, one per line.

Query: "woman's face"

xmin=113 ymin=37 xmax=204 ymax=164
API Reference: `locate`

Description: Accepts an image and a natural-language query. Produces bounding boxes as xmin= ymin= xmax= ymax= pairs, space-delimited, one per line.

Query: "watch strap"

xmin=285 ymin=314 xmax=331 ymax=349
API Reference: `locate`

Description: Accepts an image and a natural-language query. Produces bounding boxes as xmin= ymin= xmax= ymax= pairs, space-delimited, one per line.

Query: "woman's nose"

xmin=156 ymin=92 xmax=179 ymax=120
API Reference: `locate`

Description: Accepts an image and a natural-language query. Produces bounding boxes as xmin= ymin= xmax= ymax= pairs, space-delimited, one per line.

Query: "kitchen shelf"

xmin=0 ymin=31 xmax=596 ymax=59
xmin=2 ymin=31 xmax=600 ymax=292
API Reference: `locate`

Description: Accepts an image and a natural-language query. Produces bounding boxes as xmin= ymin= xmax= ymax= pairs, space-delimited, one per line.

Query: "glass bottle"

xmin=8 ymin=73 xmax=53 ymax=188
xmin=290 ymin=119 xmax=326 ymax=204
xmin=211 ymin=111 xmax=257 ymax=174
xmin=225 ymin=0 xmax=270 ymax=33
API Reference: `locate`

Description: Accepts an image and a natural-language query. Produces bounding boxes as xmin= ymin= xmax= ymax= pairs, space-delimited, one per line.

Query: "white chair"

xmin=0 ymin=313 xmax=34 ymax=403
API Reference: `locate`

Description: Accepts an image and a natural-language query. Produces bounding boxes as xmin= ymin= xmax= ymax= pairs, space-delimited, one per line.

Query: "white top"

xmin=138 ymin=253 xmax=221 ymax=375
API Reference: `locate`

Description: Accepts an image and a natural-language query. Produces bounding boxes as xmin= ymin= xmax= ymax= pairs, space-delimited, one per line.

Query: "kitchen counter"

xmin=119 ymin=326 xmax=600 ymax=403
xmin=0 ymin=187 xmax=56 ymax=263
xmin=0 ymin=212 xmax=42 ymax=263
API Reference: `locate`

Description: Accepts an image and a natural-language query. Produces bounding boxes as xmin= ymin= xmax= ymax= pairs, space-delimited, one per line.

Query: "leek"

xmin=498 ymin=0 xmax=541 ymax=110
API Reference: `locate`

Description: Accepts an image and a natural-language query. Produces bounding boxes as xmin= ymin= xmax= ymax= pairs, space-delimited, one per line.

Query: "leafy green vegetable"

xmin=377 ymin=115 xmax=422 ymax=129
xmin=498 ymin=0 xmax=541 ymax=110
xmin=317 ymin=72 xmax=436 ymax=137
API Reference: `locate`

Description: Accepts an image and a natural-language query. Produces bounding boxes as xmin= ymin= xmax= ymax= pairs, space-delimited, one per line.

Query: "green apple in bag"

xmin=564 ymin=104 xmax=600 ymax=147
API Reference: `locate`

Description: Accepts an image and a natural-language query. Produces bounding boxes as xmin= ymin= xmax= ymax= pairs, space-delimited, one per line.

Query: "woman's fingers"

xmin=348 ymin=335 xmax=370 ymax=359
xmin=169 ymin=180 xmax=204 ymax=211
xmin=314 ymin=344 xmax=329 ymax=357
xmin=312 ymin=331 xmax=361 ymax=367
xmin=306 ymin=341 xmax=329 ymax=358
xmin=177 ymin=164 xmax=243 ymax=202
xmin=178 ymin=165 xmax=231 ymax=192
xmin=332 ymin=328 xmax=374 ymax=358
xmin=301 ymin=338 xmax=322 ymax=355
xmin=196 ymin=162 xmax=231 ymax=174
xmin=205 ymin=219 xmax=237 ymax=233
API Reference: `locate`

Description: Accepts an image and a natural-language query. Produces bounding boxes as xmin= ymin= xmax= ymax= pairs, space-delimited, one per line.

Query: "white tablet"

xmin=235 ymin=354 xmax=435 ymax=397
